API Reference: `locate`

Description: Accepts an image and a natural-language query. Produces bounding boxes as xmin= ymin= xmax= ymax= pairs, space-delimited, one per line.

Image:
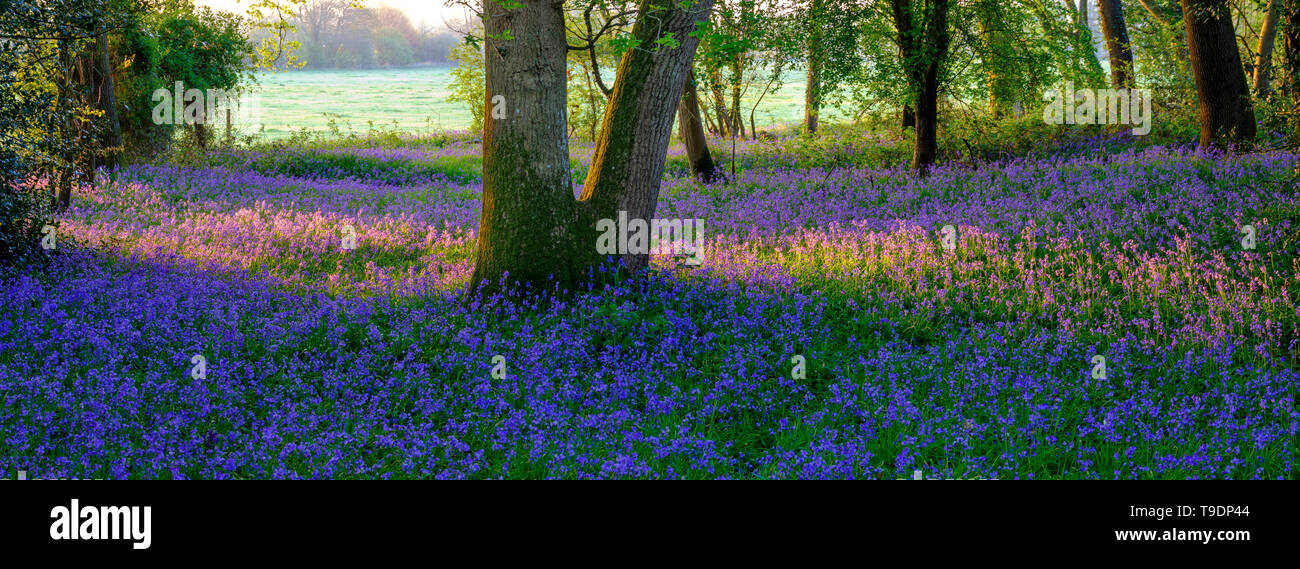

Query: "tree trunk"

xmin=469 ymin=0 xmax=712 ymax=291
xmin=677 ymin=69 xmax=721 ymax=183
xmin=804 ymin=0 xmax=823 ymax=133
xmin=95 ymin=33 xmax=122 ymax=171
xmin=1253 ymin=0 xmax=1281 ymax=95
xmin=1097 ymin=0 xmax=1135 ymax=88
xmin=699 ymin=95 xmax=719 ymax=134
xmin=1181 ymin=0 xmax=1257 ymax=147
xmin=892 ymin=0 xmax=951 ymax=175
xmin=709 ymin=70 xmax=731 ymax=137
xmin=901 ymin=105 xmax=915 ymax=128
xmin=804 ymin=51 xmax=820 ymax=133
xmin=580 ymin=0 xmax=712 ymax=273
xmin=1287 ymin=0 xmax=1300 ymax=106
xmin=56 ymin=40 xmax=74 ymax=210
xmin=470 ymin=0 xmax=585 ymax=291
xmin=729 ymin=64 xmax=745 ymax=139
xmin=1077 ymin=0 xmax=1089 ymax=43
xmin=913 ymin=67 xmax=940 ymax=173
xmin=976 ymin=0 xmax=1012 ymax=116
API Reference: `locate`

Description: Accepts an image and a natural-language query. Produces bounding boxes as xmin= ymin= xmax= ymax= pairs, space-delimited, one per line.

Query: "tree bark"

xmin=677 ymin=69 xmax=721 ymax=183
xmin=1253 ymin=0 xmax=1280 ymax=95
xmin=469 ymin=0 xmax=585 ymax=291
xmin=1096 ymin=0 xmax=1135 ymax=88
xmin=913 ymin=65 xmax=940 ymax=171
xmin=805 ymin=0 xmax=823 ymax=133
xmin=1181 ymin=0 xmax=1257 ymax=147
xmin=581 ymin=0 xmax=713 ymax=273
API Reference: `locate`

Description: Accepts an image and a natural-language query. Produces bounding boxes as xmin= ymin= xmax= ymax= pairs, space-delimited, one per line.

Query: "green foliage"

xmin=447 ymin=35 xmax=485 ymax=135
xmin=0 ymin=0 xmax=141 ymax=269
xmin=0 ymin=150 xmax=52 ymax=272
xmin=153 ymin=2 xmax=251 ymax=93
xmin=243 ymin=0 xmax=312 ymax=70
xmin=115 ymin=1 xmax=253 ymax=154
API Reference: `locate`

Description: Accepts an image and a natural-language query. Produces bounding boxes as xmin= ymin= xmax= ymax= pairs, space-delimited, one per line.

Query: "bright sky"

xmin=194 ymin=0 xmax=475 ymax=31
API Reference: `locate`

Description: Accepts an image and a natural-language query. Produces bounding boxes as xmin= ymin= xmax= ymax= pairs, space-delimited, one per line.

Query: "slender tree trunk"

xmin=95 ymin=33 xmax=122 ymax=171
xmin=805 ymin=0 xmax=823 ymax=133
xmin=470 ymin=0 xmax=585 ymax=291
xmin=699 ymin=95 xmax=719 ymax=134
xmin=1181 ymin=0 xmax=1257 ymax=147
xmin=729 ymin=65 xmax=745 ymax=139
xmin=580 ymin=0 xmax=712 ymax=273
xmin=1097 ymin=0 xmax=1135 ymax=88
xmin=1287 ymin=0 xmax=1300 ymax=106
xmin=1253 ymin=0 xmax=1281 ymax=95
xmin=976 ymin=1 xmax=1012 ymax=116
xmin=709 ymin=69 xmax=731 ymax=136
xmin=56 ymin=40 xmax=74 ymax=210
xmin=804 ymin=52 xmax=820 ymax=133
xmin=677 ymin=69 xmax=720 ymax=183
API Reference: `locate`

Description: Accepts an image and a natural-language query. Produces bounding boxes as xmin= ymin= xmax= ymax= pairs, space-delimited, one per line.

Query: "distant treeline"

xmin=251 ymin=0 xmax=461 ymax=69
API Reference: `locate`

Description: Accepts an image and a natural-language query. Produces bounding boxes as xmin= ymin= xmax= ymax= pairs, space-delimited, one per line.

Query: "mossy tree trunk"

xmin=581 ymin=0 xmax=713 ymax=273
xmin=470 ymin=0 xmax=587 ymax=292
xmin=1181 ymin=0 xmax=1257 ymax=147
xmin=708 ymin=69 xmax=731 ymax=136
xmin=469 ymin=0 xmax=712 ymax=291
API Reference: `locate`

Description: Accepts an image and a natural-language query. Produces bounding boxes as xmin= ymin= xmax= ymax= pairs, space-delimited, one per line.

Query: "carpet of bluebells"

xmin=2 ymin=128 xmax=1298 ymax=479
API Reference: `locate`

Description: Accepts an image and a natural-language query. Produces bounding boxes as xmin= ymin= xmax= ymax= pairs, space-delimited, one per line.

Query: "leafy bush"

xmin=117 ymin=0 xmax=253 ymax=156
